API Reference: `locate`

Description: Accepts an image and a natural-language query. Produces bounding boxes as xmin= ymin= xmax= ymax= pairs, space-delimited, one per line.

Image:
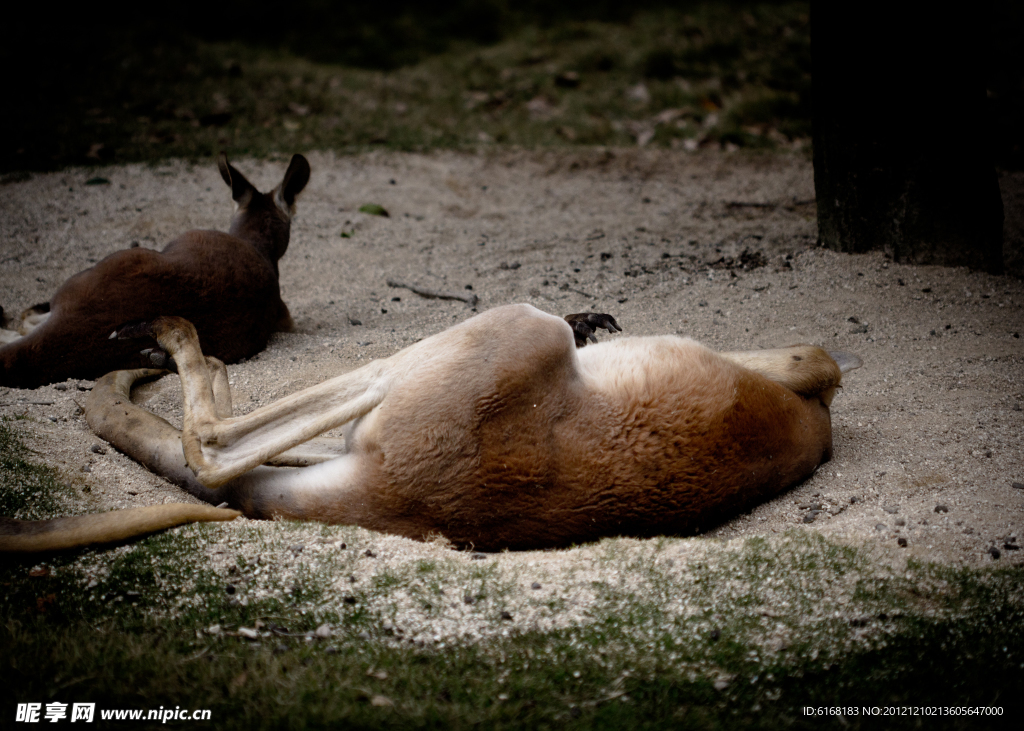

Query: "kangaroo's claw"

xmin=564 ymin=313 xmax=623 ymax=348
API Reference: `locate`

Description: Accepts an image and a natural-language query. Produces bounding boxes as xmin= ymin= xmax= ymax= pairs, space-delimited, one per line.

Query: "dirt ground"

xmin=1 ymin=148 xmax=1022 ymax=569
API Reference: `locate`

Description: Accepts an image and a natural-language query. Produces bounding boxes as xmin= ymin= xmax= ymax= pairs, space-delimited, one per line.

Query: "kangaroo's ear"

xmin=218 ymin=153 xmax=256 ymax=205
xmin=279 ymin=154 xmax=311 ymax=207
xmin=829 ymin=351 xmax=863 ymax=374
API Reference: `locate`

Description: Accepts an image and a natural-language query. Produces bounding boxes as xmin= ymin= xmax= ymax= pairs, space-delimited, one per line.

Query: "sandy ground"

xmin=1 ymin=148 xmax=1022 ymax=573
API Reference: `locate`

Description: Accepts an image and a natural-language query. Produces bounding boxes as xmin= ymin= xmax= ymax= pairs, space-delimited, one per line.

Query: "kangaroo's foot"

xmin=111 ymin=320 xmax=179 ymax=371
xmin=564 ymin=313 xmax=622 ymax=348
xmin=19 ymin=303 xmax=51 ymax=335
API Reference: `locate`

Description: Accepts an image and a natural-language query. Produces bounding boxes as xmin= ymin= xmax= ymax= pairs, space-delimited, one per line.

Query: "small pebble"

xmin=500 ymin=611 xmax=513 ymax=621
xmin=290 ymin=544 xmax=304 ymax=553
xmin=897 ymin=537 xmax=907 ymax=547
xmin=895 ymin=519 xmax=905 ymax=527
xmin=1012 ymin=482 xmax=1024 ymax=490
xmin=364 ymin=549 xmax=376 ymax=558
xmin=89 ymin=444 xmax=106 ymax=454
xmin=934 ymin=505 xmax=949 ymax=513
xmin=463 ymin=594 xmax=476 ymax=605
xmin=883 ymin=506 xmax=898 ymax=514
xmin=531 ymin=582 xmax=542 ymax=590
xmin=225 ymin=584 xmax=236 ymax=595
xmin=988 ymin=546 xmax=1001 ymax=560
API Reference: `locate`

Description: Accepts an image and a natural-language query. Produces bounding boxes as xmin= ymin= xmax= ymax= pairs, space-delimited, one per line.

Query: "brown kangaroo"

xmin=0 ymin=306 xmax=861 ymax=553
xmin=0 ymin=153 xmax=310 ymax=389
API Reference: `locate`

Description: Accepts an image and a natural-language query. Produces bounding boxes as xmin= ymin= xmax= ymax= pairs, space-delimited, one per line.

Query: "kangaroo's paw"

xmin=564 ymin=313 xmax=622 ymax=348
xmin=139 ymin=348 xmax=178 ymax=372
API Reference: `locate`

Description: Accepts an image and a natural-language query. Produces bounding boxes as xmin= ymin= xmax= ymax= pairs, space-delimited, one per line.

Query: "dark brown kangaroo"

xmin=0 ymin=154 xmax=310 ymax=388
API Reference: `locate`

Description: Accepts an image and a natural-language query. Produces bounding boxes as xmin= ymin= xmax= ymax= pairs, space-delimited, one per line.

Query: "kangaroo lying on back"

xmin=0 ymin=154 xmax=310 ymax=388
xmin=0 ymin=305 xmax=861 ymax=552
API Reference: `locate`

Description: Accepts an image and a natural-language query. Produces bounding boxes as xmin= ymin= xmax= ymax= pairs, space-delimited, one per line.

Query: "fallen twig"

xmin=387 ymin=279 xmax=479 ymax=307
xmin=558 ymin=283 xmax=597 ymax=299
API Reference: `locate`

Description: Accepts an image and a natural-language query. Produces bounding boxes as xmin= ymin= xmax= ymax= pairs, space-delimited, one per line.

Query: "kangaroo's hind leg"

xmin=85 ymin=367 xmax=370 ymax=522
xmin=112 ymin=316 xmax=390 ymax=487
xmin=86 ymin=368 xmax=227 ymax=504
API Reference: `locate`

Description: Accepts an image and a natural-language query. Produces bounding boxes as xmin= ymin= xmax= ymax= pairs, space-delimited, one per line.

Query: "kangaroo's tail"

xmin=0 ymin=503 xmax=239 ymax=553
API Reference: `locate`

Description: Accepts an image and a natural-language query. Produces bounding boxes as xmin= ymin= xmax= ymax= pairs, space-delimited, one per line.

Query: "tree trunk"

xmin=811 ymin=3 xmax=1004 ymax=274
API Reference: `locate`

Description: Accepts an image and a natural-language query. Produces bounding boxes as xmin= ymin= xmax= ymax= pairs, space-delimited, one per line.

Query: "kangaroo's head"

xmin=218 ymin=153 xmax=311 ymax=268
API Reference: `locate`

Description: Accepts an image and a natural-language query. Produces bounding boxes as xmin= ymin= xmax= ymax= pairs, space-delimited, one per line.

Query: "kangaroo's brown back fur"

xmin=0 ymin=154 xmax=310 ymax=388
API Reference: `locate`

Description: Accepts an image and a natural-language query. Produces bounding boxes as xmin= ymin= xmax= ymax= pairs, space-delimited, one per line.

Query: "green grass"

xmin=3 ymin=537 xmax=1022 ymax=728
xmin=0 ymin=418 xmax=82 ymax=521
xmin=3 ymin=413 xmax=1023 ymax=729
xmin=2 ymin=3 xmax=812 ymax=173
